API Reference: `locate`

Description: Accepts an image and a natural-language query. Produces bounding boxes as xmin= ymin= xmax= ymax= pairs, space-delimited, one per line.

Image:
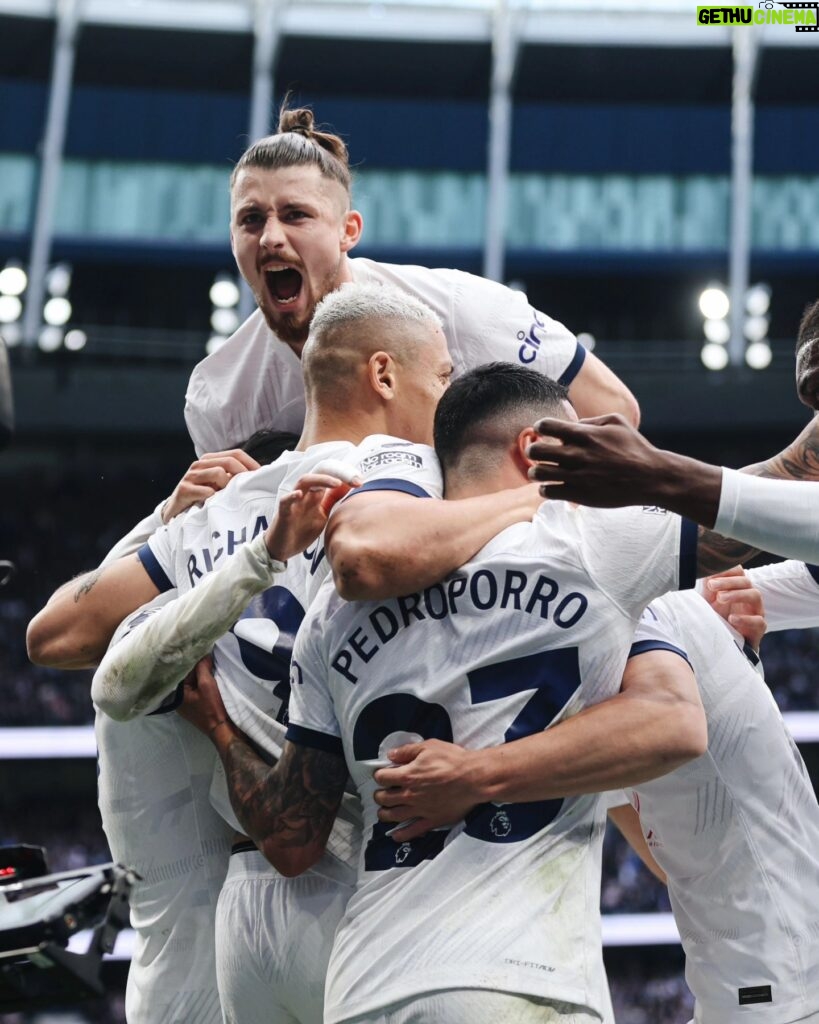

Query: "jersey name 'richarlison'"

xmin=326 ymin=568 xmax=590 ymax=686
xmin=184 ymin=520 xmax=326 ymax=588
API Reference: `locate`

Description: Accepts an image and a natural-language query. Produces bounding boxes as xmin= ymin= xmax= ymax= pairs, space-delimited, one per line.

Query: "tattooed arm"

xmin=26 ymin=554 xmax=159 ymax=669
xmin=179 ymin=660 xmax=347 ymax=876
xmin=696 ymin=415 xmax=819 ymax=574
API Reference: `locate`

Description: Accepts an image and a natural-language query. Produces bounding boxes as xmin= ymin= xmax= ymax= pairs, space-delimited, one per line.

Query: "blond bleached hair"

xmin=302 ymin=283 xmax=444 ymax=399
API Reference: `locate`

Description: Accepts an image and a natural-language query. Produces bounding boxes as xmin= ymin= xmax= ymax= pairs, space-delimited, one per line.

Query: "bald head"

xmin=302 ymin=283 xmax=444 ymax=405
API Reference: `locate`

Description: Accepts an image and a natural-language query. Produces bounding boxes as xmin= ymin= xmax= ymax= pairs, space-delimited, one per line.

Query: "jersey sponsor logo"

xmin=738 ymin=986 xmax=773 ymax=1006
xmin=358 ymin=451 xmax=423 ymax=473
xmin=517 ymin=308 xmax=549 ymax=365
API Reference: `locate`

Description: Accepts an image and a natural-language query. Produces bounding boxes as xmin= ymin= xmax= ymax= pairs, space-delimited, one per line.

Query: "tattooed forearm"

xmin=696 ymin=527 xmax=760 ymax=577
xmin=73 ymin=568 xmax=104 ymax=603
xmin=224 ymin=737 xmax=347 ymax=858
xmin=743 ymin=417 xmax=819 ymax=482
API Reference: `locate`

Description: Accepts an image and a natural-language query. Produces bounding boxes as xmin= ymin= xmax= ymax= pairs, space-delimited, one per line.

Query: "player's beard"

xmin=256 ymin=258 xmax=344 ymax=348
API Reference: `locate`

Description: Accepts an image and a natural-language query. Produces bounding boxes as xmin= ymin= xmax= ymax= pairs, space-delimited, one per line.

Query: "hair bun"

xmin=278 ymin=106 xmax=315 ymax=137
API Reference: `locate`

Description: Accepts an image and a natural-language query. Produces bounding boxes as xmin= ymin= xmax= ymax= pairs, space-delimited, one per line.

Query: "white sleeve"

xmin=630 ymin=601 xmax=692 ymax=664
xmin=137 ymin=521 xmax=180 ymax=592
xmin=451 ymin=273 xmax=584 ymax=387
xmin=576 ymin=506 xmax=698 ymax=619
xmin=746 ymin=560 xmax=819 ymax=631
xmin=285 ymin=600 xmax=343 ymax=758
xmin=91 ymin=533 xmax=284 ymax=721
xmin=99 ymin=501 xmax=165 ymax=566
xmin=715 ymin=468 xmax=819 ymax=563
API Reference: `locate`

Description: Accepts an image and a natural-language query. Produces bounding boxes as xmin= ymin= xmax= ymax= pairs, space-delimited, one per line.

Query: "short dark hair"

xmin=433 ymin=362 xmax=569 ymax=477
xmin=242 ymin=429 xmax=300 ymax=466
xmin=231 ymin=102 xmax=351 ymax=200
xmin=796 ymin=299 xmax=819 ymax=356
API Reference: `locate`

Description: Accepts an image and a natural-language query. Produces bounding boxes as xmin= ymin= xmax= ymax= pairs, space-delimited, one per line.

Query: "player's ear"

xmin=341 ymin=209 xmax=363 ymax=253
xmin=368 ymin=351 xmax=396 ymax=400
xmin=516 ymin=426 xmax=540 ymax=469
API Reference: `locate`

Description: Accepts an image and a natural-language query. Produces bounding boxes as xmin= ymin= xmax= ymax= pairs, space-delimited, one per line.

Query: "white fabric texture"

xmin=184 ymin=257 xmax=580 ymax=455
xmin=91 ymin=532 xmax=281 ymax=720
xmin=288 ymin=501 xmax=690 ymax=1023
xmin=629 ymin=592 xmax=819 ymax=1024
xmin=746 ymin=559 xmax=819 ymax=631
xmin=715 ymin=469 xmax=819 ymax=563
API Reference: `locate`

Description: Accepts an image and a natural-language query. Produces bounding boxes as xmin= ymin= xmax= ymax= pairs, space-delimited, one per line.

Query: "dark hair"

xmin=433 ymin=362 xmax=569 ymax=475
xmin=242 ymin=429 xmax=300 ymax=465
xmin=231 ymin=101 xmax=351 ymax=199
xmin=796 ymin=299 xmax=819 ymax=355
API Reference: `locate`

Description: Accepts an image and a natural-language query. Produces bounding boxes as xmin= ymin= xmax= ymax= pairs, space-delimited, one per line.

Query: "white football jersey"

xmin=287 ymin=502 xmax=697 ymax=1023
xmin=184 ymin=257 xmax=582 ymax=455
xmin=140 ymin=436 xmax=442 ymax=873
xmin=627 ymin=592 xmax=819 ymax=1023
xmin=746 ymin=559 xmax=819 ymax=631
xmin=97 ymin=599 xmax=234 ymax=1024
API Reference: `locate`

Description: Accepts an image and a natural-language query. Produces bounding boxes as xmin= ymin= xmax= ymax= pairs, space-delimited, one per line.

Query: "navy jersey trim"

xmin=285 ymin=723 xmax=345 ymax=759
xmin=346 ymin=478 xmax=432 ymax=501
xmin=741 ymin=642 xmax=761 ymax=668
xmin=679 ymin=518 xmax=698 ymax=591
xmin=146 ymin=682 xmax=184 ymax=716
xmin=629 ymin=639 xmax=691 ymax=667
xmin=557 ymin=340 xmax=586 ymax=388
xmin=805 ymin=563 xmax=819 ymax=587
xmin=137 ymin=544 xmax=174 ymax=593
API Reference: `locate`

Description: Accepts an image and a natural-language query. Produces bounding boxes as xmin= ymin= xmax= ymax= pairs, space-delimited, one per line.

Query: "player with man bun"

xmin=185 ymin=103 xmax=639 ymax=456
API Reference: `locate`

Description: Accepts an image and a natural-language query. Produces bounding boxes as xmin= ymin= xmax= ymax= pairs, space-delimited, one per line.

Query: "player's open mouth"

xmin=265 ymin=267 xmax=303 ymax=307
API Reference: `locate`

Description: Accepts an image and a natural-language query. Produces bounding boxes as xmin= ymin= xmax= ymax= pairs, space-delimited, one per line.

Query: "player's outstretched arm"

xmin=179 ymin=660 xmax=347 ymax=877
xmin=528 ymin=413 xmax=819 ymax=571
xmin=373 ymin=649 xmax=706 ymax=842
xmin=91 ymin=471 xmax=355 ymax=719
xmin=567 ymin=348 xmax=641 ymax=427
xmin=26 ymin=449 xmax=260 ymax=669
xmin=325 ymin=484 xmax=544 ymax=601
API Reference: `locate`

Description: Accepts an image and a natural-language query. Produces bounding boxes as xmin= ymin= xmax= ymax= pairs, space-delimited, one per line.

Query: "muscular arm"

xmin=325 ymin=486 xmax=542 ymax=601
xmin=373 ymin=649 xmax=706 ymax=841
xmin=179 ymin=660 xmax=347 ymax=876
xmin=26 ymin=555 xmax=160 ymax=669
xmin=567 ymin=348 xmax=641 ymax=427
xmin=217 ymin=730 xmax=347 ymax=877
xmin=528 ymin=413 xmax=819 ymax=573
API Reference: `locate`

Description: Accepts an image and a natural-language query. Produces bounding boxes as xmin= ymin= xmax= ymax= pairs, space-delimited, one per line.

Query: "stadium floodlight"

xmin=46 ymin=263 xmax=71 ymax=298
xmin=209 ymin=275 xmax=240 ymax=309
xmin=1 ymin=324 xmax=21 ymax=347
xmin=744 ymin=315 xmax=769 ymax=344
xmin=0 ymin=296 xmax=22 ymax=324
xmin=745 ymin=341 xmax=772 ymax=370
xmin=699 ymin=286 xmax=729 ymax=321
xmin=745 ymin=283 xmax=771 ymax=318
xmin=0 ymin=264 xmax=27 ymax=297
xmin=210 ymin=308 xmax=240 ymax=336
xmin=703 ymin=318 xmax=730 ymax=345
xmin=701 ymin=342 xmax=729 ymax=371
xmin=64 ymin=329 xmax=87 ymax=352
xmin=206 ymin=334 xmax=228 ymax=355
xmin=43 ymin=297 xmax=72 ymax=327
xmin=576 ymin=332 xmax=596 ymax=352
xmin=38 ymin=326 xmax=63 ymax=352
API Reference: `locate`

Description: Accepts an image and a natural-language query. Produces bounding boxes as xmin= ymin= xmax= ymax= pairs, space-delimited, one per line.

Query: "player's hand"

xmin=162 ymin=449 xmax=261 ymax=523
xmin=373 ymin=739 xmax=482 ymax=842
xmin=177 ymin=656 xmax=236 ymax=740
xmin=264 ymin=470 xmax=362 ymax=563
xmin=704 ymin=567 xmax=767 ymax=652
xmin=526 ymin=414 xmax=663 ymax=507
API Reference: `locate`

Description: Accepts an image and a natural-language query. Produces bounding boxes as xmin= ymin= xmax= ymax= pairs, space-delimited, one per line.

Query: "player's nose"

xmin=260 ymin=214 xmax=286 ymax=250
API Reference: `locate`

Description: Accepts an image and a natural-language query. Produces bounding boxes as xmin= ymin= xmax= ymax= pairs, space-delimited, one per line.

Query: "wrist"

xmin=469 ymin=746 xmax=507 ymax=803
xmin=209 ymin=717 xmax=240 ymax=749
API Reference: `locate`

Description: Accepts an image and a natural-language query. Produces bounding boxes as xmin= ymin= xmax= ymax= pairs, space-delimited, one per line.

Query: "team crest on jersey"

xmin=395 ymin=843 xmax=412 ymax=865
xmin=490 ymin=809 xmax=512 ymax=839
xmin=641 ymin=505 xmax=668 ymax=515
xmin=358 ymin=451 xmax=423 ymax=473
